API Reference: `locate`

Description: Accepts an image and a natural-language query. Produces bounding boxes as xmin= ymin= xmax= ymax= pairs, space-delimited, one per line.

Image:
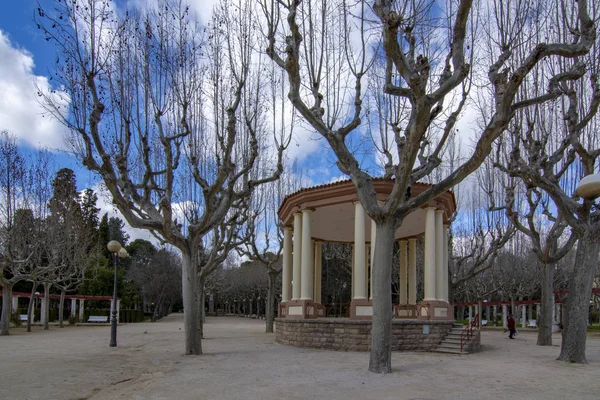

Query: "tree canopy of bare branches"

xmin=37 ymin=0 xmax=290 ymax=354
xmin=262 ymin=0 xmax=596 ymax=372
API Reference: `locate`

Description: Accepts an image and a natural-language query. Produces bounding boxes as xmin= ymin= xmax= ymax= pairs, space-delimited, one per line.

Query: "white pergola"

xmin=278 ymin=178 xmax=456 ymax=321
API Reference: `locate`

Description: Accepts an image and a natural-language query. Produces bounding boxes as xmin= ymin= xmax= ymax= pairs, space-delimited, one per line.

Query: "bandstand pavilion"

xmin=276 ymin=178 xmax=458 ymax=351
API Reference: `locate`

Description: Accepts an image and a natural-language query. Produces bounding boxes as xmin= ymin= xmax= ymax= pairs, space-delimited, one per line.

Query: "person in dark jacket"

xmin=507 ymin=314 xmax=516 ymax=339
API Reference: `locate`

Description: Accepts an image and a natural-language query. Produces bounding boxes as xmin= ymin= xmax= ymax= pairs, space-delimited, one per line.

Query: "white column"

xmin=41 ymin=298 xmax=47 ymax=325
xmin=70 ymin=298 xmax=77 ymax=318
xmin=468 ymin=305 xmax=472 ymax=321
xmin=424 ymin=207 xmax=437 ymax=301
xmin=351 ymin=244 xmax=355 ymax=299
xmin=300 ymin=210 xmax=314 ymax=301
xmin=399 ymin=240 xmax=408 ymax=305
xmin=370 ymin=218 xmax=376 ymax=299
xmin=79 ymin=299 xmax=85 ymax=321
xmin=314 ymin=241 xmax=322 ymax=303
xmin=292 ymin=213 xmax=302 ymax=300
xmin=12 ymin=296 xmax=18 ymax=312
xmin=117 ymin=300 xmax=121 ymax=323
xmin=365 ymin=244 xmax=370 ymax=297
xmin=408 ymin=238 xmax=417 ymax=305
xmin=442 ymin=224 xmax=449 ymax=302
xmin=353 ymin=202 xmax=367 ymax=300
xmin=281 ymin=227 xmax=293 ymax=302
xmin=536 ymin=303 xmax=540 ymax=321
xmin=502 ymin=305 xmax=508 ymax=329
xmin=521 ymin=305 xmax=527 ymax=328
xmin=435 ymin=210 xmax=444 ymax=301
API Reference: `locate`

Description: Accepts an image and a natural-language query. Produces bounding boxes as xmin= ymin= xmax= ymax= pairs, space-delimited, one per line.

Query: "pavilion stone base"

xmin=275 ymin=318 xmax=454 ymax=352
xmin=394 ymin=304 xmax=418 ymax=319
xmin=349 ymin=299 xmax=373 ymax=320
xmin=279 ymin=300 xmax=326 ymax=319
xmin=417 ymin=300 xmax=454 ymax=321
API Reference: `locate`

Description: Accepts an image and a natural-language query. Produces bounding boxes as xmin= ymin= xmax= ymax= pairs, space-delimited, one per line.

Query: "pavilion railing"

xmin=460 ymin=313 xmax=480 ymax=352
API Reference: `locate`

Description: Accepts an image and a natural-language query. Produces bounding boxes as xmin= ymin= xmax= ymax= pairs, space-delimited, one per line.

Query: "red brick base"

xmin=275 ymin=318 xmax=454 ymax=351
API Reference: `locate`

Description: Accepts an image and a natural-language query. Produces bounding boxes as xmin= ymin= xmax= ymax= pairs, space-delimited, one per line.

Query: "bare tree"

xmin=490 ymin=0 xmax=600 ymax=360
xmin=0 ymin=132 xmax=55 ymax=335
xmin=496 ymin=79 xmax=600 ymax=361
xmin=450 ymin=168 xmax=515 ymax=302
xmin=262 ymin=0 xmax=596 ymax=372
xmin=38 ymin=0 xmax=289 ymax=354
xmin=240 ymin=161 xmax=305 ymax=332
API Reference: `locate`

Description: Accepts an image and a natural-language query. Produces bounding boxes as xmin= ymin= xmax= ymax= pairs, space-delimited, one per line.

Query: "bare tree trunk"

xmin=510 ymin=297 xmax=516 ymax=319
xmin=558 ymin=227 xmax=600 ymax=363
xmin=27 ymin=283 xmax=36 ymax=332
xmin=198 ymin=279 xmax=205 ymax=342
xmin=266 ymin=271 xmax=277 ymax=333
xmin=0 ymin=285 xmax=13 ymax=335
xmin=182 ymin=249 xmax=201 ymax=355
xmin=537 ymin=263 xmax=555 ymax=346
xmin=58 ymin=290 xmax=66 ymax=328
xmin=369 ymin=220 xmax=396 ymax=374
xmin=153 ymin=295 xmax=163 ymax=322
xmin=43 ymin=282 xmax=50 ymax=330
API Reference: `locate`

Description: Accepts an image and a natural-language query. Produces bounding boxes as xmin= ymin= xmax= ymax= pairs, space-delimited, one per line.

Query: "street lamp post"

xmin=107 ymin=240 xmax=127 ymax=347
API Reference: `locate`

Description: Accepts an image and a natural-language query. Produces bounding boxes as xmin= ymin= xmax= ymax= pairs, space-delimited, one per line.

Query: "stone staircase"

xmin=432 ymin=323 xmax=475 ymax=355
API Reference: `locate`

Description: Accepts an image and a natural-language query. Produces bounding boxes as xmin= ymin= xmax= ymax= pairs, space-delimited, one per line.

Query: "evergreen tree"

xmin=108 ymin=216 xmax=129 ymax=246
xmin=48 ymin=168 xmax=81 ymax=224
xmin=97 ymin=213 xmax=110 ymax=258
xmin=80 ymin=189 xmax=100 ymax=247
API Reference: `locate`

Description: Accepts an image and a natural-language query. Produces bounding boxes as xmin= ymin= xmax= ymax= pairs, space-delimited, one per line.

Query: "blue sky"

xmin=0 ymin=0 xmax=348 ymax=241
xmin=0 ymin=0 xmax=346 ymax=187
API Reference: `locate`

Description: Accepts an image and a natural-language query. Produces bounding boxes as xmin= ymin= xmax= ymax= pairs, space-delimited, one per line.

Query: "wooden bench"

xmin=87 ymin=316 xmax=109 ymax=323
xmin=19 ymin=315 xmax=28 ymax=322
xmin=527 ymin=320 xmax=537 ymax=328
xmin=481 ymin=319 xmax=488 ymax=326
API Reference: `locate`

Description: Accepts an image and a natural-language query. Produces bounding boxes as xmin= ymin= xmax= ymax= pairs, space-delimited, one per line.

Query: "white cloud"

xmin=92 ymin=182 xmax=161 ymax=246
xmin=0 ymin=30 xmax=68 ymax=150
xmin=187 ymin=0 xmax=219 ymax=24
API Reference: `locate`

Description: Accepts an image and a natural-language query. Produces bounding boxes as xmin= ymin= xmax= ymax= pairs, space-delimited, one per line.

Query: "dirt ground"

xmin=1 ymin=314 xmax=599 ymax=400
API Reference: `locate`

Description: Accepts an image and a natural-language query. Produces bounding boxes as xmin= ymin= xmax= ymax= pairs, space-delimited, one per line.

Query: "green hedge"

xmin=82 ymin=308 xmax=145 ymax=323
xmin=119 ymin=309 xmax=145 ymax=323
xmin=16 ymin=307 xmax=42 ymax=322
xmin=13 ymin=307 xmax=145 ymax=323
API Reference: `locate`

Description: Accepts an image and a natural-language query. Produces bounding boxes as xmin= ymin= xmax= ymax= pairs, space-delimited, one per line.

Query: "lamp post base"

xmin=110 ymin=310 xmax=118 ymax=347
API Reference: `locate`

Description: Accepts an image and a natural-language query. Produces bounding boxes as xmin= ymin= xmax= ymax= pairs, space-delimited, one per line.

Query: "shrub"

xmin=11 ymin=312 xmax=21 ymax=326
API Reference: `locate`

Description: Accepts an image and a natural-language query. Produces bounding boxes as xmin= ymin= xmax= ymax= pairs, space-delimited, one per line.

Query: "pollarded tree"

xmin=38 ymin=0 xmax=289 ymax=354
xmin=494 ymin=40 xmax=600 ymax=361
xmin=497 ymin=170 xmax=577 ymax=346
xmin=262 ymin=0 xmax=596 ymax=372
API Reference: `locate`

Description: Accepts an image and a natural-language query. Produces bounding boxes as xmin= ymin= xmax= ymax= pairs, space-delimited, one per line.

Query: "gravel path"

xmin=1 ymin=314 xmax=599 ymax=399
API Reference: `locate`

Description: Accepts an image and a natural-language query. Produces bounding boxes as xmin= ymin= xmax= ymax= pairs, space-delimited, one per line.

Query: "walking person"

xmin=507 ymin=314 xmax=516 ymax=339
